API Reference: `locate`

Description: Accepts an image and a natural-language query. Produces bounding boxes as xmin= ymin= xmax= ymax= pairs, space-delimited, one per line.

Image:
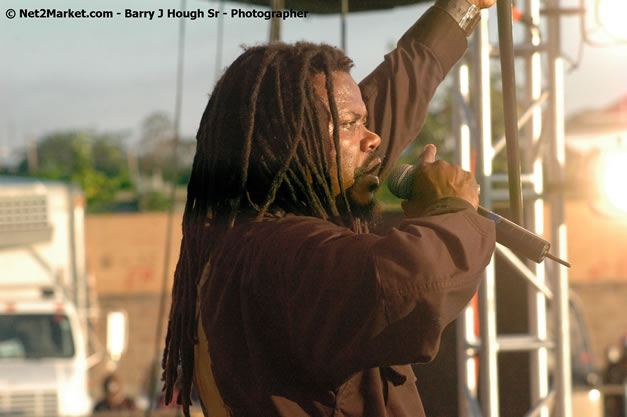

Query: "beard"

xmin=347 ymin=186 xmax=380 ymax=225
xmin=344 ymin=152 xmax=384 ymax=226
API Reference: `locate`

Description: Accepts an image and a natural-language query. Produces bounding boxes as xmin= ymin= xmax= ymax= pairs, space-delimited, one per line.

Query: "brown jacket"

xmin=194 ymin=7 xmax=496 ymax=417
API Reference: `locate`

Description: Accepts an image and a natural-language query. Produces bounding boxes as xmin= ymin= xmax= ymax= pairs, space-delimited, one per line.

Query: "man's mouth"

xmin=352 ymin=155 xmax=383 ymax=195
xmin=365 ymin=157 xmax=382 ymax=175
xmin=361 ymin=156 xmax=382 ymax=191
xmin=357 ymin=174 xmax=379 ymax=192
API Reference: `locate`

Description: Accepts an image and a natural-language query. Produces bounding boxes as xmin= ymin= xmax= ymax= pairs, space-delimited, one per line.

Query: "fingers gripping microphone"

xmin=388 ymin=164 xmax=571 ymax=268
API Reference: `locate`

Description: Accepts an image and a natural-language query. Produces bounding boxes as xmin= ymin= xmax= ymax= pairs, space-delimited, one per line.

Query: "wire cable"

xmin=215 ymin=0 xmax=225 ymax=83
xmin=145 ymin=0 xmax=187 ymax=415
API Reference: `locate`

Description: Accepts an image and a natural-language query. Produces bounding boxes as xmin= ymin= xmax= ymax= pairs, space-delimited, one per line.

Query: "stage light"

xmin=588 ymin=388 xmax=601 ymax=401
xmin=589 ymin=147 xmax=627 ymax=216
xmin=106 ymin=310 xmax=128 ymax=362
xmin=597 ymin=0 xmax=627 ymax=40
xmin=600 ymin=150 xmax=627 ymax=212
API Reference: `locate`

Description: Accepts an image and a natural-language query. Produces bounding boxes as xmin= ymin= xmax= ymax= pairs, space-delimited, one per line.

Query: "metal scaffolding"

xmin=453 ymin=0 xmax=572 ymax=415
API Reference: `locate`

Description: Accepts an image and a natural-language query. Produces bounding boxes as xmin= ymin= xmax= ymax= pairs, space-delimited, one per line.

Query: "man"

xmin=93 ymin=373 xmax=137 ymax=413
xmin=162 ymin=0 xmax=497 ymax=416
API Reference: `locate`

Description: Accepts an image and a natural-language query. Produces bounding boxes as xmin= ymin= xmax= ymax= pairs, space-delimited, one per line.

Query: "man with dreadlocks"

xmin=163 ymin=0 xmax=497 ymax=416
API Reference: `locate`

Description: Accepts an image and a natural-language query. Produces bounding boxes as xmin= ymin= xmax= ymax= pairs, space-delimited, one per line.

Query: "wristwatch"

xmin=435 ymin=0 xmax=481 ymax=37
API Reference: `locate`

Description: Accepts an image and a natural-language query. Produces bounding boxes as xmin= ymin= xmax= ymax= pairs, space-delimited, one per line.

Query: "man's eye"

xmin=340 ymin=120 xmax=358 ymax=129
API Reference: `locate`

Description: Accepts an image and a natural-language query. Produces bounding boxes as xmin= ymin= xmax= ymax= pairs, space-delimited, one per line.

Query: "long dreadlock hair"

xmin=162 ymin=42 xmax=364 ymax=415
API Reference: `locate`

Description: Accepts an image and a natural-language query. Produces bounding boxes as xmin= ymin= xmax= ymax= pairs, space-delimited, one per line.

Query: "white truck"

xmin=0 ymin=176 xmax=94 ymax=417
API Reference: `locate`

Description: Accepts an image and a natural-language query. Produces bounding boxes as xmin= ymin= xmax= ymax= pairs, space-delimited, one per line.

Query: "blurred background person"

xmin=93 ymin=373 xmax=138 ymax=412
xmin=604 ymin=334 xmax=627 ymax=417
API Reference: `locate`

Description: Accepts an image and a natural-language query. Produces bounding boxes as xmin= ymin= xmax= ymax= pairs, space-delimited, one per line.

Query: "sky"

xmin=1 ymin=0 xmax=627 ymax=164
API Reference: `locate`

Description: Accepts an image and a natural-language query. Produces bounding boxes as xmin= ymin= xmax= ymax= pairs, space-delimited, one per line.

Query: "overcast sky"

xmin=2 ymin=0 xmax=627 ymax=163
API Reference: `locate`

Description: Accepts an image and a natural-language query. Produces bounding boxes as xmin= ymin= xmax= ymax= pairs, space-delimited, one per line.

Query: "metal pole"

xmin=455 ymin=58 xmax=475 ymax=417
xmin=340 ymin=0 xmax=348 ymax=52
xmin=146 ymin=1 xmax=187 ymax=414
xmin=270 ymin=0 xmax=284 ymax=41
xmin=456 ymin=308 xmax=478 ymax=417
xmin=472 ymin=8 xmax=499 ymax=417
xmin=450 ymin=9 xmax=500 ymax=416
xmin=474 ymin=9 xmax=493 ymax=204
xmin=496 ymin=0 xmax=524 ymax=225
xmin=455 ymin=62 xmax=471 ymax=171
xmin=523 ymin=0 xmax=549 ymax=415
xmin=27 ymin=136 xmax=37 ymax=173
xmin=479 ymin=255 xmax=499 ymax=417
xmin=547 ymin=0 xmax=572 ymax=415
xmin=214 ymin=0 xmax=225 ymax=83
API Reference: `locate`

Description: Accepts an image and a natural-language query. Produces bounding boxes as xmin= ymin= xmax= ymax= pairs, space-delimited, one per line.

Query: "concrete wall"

xmin=89 ymin=293 xmax=168 ymax=400
xmin=85 ymin=213 xmax=182 ymax=295
xmin=85 ymin=213 xmax=180 ymax=401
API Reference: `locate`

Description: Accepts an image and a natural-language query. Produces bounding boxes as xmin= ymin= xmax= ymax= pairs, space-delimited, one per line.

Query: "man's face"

xmin=311 ymin=71 xmax=382 ymax=210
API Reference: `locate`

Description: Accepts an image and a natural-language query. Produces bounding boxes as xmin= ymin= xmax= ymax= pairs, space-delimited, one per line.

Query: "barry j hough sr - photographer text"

xmin=9 ymin=8 xmax=309 ymax=21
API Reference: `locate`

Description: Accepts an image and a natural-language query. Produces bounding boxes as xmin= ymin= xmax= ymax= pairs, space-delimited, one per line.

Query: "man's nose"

xmin=361 ymin=128 xmax=381 ymax=152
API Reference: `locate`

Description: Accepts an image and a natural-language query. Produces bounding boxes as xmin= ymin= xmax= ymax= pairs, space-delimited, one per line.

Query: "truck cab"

xmin=0 ymin=177 xmax=93 ymax=417
xmin=0 ymin=295 xmax=92 ymax=416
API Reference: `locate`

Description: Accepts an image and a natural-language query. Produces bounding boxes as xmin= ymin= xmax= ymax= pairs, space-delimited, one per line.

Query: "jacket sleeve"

xmin=250 ymin=203 xmax=495 ymax=388
xmin=359 ymin=6 xmax=467 ymax=178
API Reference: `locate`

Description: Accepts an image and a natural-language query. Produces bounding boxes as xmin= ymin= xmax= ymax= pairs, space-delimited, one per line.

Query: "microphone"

xmin=387 ymin=164 xmax=571 ymax=268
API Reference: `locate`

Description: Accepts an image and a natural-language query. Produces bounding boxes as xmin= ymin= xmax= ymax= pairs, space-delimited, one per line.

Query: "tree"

xmin=14 ymin=130 xmax=132 ymax=211
xmin=137 ymin=111 xmax=194 ymax=186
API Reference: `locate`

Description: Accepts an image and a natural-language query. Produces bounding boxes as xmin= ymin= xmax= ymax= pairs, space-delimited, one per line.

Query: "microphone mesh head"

xmin=387 ymin=164 xmax=415 ymax=200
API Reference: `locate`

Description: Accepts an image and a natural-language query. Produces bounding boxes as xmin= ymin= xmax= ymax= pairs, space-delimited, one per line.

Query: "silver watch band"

xmin=435 ymin=0 xmax=481 ymax=37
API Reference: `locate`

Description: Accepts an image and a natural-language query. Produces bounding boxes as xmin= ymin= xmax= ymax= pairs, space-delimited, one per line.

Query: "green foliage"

xmin=8 ymin=111 xmax=195 ymax=212
xmin=139 ymin=191 xmax=172 ymax=211
xmin=137 ymin=112 xmax=194 ymax=185
xmin=15 ymin=130 xmax=133 ymax=212
xmin=92 ymin=134 xmax=131 ymax=180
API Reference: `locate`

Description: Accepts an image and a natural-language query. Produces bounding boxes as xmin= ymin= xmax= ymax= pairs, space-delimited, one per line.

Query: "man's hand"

xmin=401 ymin=144 xmax=479 ymax=217
xmin=468 ymin=0 xmax=497 ymax=9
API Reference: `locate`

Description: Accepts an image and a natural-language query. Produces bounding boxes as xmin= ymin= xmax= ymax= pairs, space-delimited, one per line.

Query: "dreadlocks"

xmin=161 ymin=42 xmax=364 ymax=416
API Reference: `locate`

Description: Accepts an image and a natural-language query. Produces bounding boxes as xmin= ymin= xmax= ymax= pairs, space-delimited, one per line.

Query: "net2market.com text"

xmin=7 ymin=7 xmax=309 ymax=21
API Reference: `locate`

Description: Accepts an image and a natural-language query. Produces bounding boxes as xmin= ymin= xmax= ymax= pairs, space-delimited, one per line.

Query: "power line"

xmin=215 ymin=0 xmax=225 ymax=83
xmin=146 ymin=0 xmax=187 ymax=415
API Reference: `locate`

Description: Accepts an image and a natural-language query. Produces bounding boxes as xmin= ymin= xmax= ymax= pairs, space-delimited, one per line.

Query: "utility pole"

xmin=270 ymin=0 xmax=284 ymax=41
xmin=27 ymin=136 xmax=38 ymax=174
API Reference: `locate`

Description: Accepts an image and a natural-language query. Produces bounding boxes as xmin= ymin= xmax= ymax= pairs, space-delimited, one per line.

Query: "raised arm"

xmin=359 ymin=6 xmax=467 ymax=177
xmin=360 ymin=0 xmax=497 ymax=177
